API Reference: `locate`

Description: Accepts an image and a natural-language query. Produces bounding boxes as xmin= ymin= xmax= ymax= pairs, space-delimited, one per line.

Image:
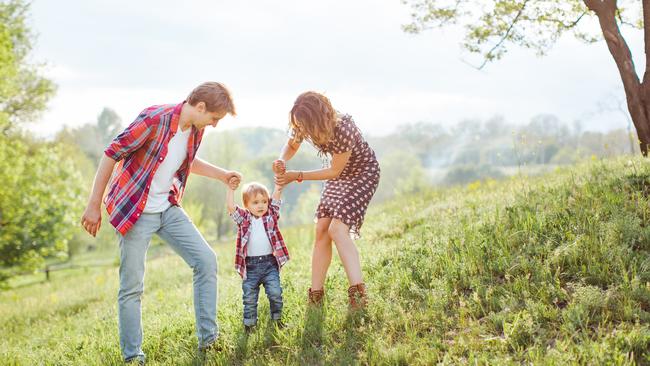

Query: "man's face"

xmin=194 ymin=103 xmax=227 ymax=129
xmin=245 ymin=193 xmax=269 ymax=218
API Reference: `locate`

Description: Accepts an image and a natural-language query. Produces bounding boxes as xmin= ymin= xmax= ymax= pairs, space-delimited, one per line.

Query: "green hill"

xmin=1 ymin=158 xmax=649 ymax=365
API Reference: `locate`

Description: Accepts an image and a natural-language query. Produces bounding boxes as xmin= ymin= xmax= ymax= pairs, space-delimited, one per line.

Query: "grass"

xmin=1 ymin=157 xmax=650 ymax=365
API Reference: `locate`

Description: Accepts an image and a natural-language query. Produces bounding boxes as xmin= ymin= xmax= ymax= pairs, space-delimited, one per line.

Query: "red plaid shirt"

xmin=103 ymin=102 xmax=204 ymax=235
xmin=230 ymin=199 xmax=290 ymax=279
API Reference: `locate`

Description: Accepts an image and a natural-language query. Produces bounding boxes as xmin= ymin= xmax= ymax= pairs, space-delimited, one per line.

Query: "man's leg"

xmin=157 ymin=205 xmax=218 ymax=349
xmin=118 ymin=213 xmax=160 ymax=362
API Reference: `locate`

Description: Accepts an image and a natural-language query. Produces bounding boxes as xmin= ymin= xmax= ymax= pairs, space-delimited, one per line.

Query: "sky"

xmin=24 ymin=0 xmax=645 ymax=138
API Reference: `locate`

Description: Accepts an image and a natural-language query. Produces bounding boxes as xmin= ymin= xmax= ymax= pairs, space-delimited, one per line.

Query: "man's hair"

xmin=242 ymin=182 xmax=270 ymax=206
xmin=187 ymin=82 xmax=236 ymax=115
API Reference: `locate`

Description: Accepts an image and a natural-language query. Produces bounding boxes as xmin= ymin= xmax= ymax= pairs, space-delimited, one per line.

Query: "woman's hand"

xmin=274 ymin=170 xmax=299 ymax=186
xmin=272 ymin=159 xmax=286 ymax=175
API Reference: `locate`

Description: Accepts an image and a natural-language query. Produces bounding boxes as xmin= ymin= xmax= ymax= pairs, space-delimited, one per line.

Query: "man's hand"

xmin=81 ymin=203 xmax=102 ymax=237
xmin=228 ymin=176 xmax=240 ymax=190
xmin=224 ymin=171 xmax=242 ymax=187
xmin=272 ymin=159 xmax=286 ymax=175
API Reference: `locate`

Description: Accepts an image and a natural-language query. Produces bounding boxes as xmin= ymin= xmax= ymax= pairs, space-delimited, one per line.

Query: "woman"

xmin=274 ymin=91 xmax=380 ymax=309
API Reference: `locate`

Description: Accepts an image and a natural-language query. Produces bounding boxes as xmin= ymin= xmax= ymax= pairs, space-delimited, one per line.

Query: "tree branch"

xmin=478 ymin=0 xmax=530 ymax=69
xmin=543 ymin=11 xmax=588 ymax=30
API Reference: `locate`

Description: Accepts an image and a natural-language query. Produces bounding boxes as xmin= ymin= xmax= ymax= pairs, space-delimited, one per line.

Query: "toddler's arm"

xmin=226 ymin=177 xmax=239 ymax=215
xmin=269 ymin=184 xmax=283 ymax=221
xmin=272 ymin=184 xmax=283 ymax=201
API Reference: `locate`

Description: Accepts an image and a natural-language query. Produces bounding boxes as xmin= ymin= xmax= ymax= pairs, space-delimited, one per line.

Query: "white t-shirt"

xmin=143 ymin=126 xmax=191 ymax=213
xmin=247 ymin=217 xmax=273 ymax=256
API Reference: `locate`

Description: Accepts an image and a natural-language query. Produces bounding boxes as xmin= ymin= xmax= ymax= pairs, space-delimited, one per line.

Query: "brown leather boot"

xmin=348 ymin=283 xmax=368 ymax=310
xmin=308 ymin=288 xmax=325 ymax=306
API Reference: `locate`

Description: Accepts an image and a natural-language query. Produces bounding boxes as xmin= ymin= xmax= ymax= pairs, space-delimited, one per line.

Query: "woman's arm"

xmin=275 ymin=150 xmax=352 ymax=185
xmin=273 ymin=138 xmax=301 ymax=175
xmin=279 ymin=138 xmax=301 ymax=162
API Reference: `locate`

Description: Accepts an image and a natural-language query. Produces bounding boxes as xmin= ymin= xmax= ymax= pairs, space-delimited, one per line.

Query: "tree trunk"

xmin=586 ymin=0 xmax=650 ymax=155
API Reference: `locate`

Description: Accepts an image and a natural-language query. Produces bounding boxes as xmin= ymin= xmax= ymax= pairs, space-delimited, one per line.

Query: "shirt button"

xmin=159 ymin=157 xmax=164 ymax=161
xmin=136 ymin=213 xmax=140 ymax=217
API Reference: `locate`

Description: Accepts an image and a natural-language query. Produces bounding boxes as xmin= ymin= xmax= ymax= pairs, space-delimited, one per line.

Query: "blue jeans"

xmin=117 ymin=205 xmax=218 ymax=362
xmin=242 ymin=255 xmax=283 ymax=326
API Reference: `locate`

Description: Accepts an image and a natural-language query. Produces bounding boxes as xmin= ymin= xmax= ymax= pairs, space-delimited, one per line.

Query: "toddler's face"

xmin=246 ymin=193 xmax=269 ymax=218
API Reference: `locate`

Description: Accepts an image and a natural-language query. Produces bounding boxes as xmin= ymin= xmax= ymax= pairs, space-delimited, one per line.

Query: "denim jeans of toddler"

xmin=242 ymin=254 xmax=283 ymax=326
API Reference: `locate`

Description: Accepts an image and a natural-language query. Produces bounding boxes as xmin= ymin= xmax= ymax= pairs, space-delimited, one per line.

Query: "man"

xmin=81 ymin=82 xmax=241 ymax=364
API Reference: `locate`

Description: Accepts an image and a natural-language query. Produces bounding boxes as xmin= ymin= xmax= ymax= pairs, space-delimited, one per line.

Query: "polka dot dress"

xmin=315 ymin=114 xmax=380 ymax=238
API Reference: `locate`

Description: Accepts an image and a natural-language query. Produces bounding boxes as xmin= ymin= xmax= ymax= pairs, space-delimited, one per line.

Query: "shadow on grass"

xmin=329 ymin=309 xmax=369 ymax=365
xmin=297 ymin=305 xmax=327 ymax=365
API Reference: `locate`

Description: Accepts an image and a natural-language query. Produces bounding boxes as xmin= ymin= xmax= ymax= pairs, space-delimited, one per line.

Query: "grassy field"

xmin=1 ymin=157 xmax=650 ymax=365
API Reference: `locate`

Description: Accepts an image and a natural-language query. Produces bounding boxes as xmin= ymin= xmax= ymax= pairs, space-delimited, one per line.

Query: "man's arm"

xmin=81 ymin=154 xmax=117 ymax=237
xmin=191 ymin=157 xmax=241 ymax=185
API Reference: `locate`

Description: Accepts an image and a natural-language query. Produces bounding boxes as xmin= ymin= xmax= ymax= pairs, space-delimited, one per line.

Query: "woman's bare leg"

xmin=311 ymin=218 xmax=333 ymax=291
xmin=328 ymin=219 xmax=363 ymax=285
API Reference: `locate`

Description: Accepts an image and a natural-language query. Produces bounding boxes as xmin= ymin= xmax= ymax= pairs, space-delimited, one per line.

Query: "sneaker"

xmin=272 ymin=319 xmax=286 ymax=329
xmin=124 ymin=356 xmax=145 ymax=365
xmin=200 ymin=338 xmax=225 ymax=353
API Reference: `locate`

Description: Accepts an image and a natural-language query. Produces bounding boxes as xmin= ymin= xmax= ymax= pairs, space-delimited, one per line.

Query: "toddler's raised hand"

xmin=228 ymin=176 xmax=241 ymax=190
xmin=272 ymin=159 xmax=286 ymax=175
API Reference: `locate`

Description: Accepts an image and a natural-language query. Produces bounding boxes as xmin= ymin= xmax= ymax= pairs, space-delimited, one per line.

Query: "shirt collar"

xmin=171 ymin=101 xmax=187 ymax=134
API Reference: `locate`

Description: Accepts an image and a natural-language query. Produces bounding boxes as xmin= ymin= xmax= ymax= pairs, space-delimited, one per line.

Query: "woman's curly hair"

xmin=289 ymin=91 xmax=337 ymax=150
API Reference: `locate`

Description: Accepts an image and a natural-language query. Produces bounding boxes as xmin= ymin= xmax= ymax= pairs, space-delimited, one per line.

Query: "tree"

xmin=185 ymin=130 xmax=247 ymax=241
xmin=55 ymin=107 xmax=123 ymax=164
xmin=374 ymin=150 xmax=430 ymax=202
xmin=0 ymin=137 xmax=83 ymax=279
xmin=96 ymin=107 xmax=123 ymax=147
xmin=0 ymin=0 xmax=55 ymax=131
xmin=401 ymin=0 xmax=650 ymax=155
xmin=0 ymin=0 xmax=85 ymax=282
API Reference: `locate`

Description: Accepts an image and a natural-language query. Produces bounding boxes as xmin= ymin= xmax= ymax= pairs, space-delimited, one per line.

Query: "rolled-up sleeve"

xmin=104 ymin=109 xmax=153 ymax=161
xmin=269 ymin=199 xmax=282 ymax=221
xmin=230 ymin=206 xmax=249 ymax=225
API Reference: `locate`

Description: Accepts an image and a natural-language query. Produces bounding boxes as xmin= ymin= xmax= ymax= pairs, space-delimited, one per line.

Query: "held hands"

xmin=228 ymin=176 xmax=241 ymax=190
xmin=272 ymin=159 xmax=286 ymax=175
xmin=274 ymin=170 xmax=299 ymax=186
xmin=273 ymin=159 xmax=302 ymax=186
xmin=273 ymin=159 xmax=289 ymax=186
xmin=225 ymin=171 xmax=242 ymax=190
